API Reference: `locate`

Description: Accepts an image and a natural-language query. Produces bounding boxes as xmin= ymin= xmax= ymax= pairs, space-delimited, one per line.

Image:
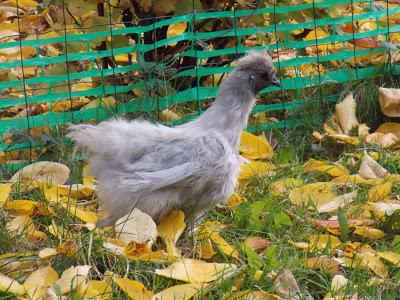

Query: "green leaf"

xmin=392 ymin=235 xmax=400 ymax=254
xmin=243 ymin=244 xmax=263 ymax=271
xmin=273 ymin=213 xmax=292 ymax=228
xmin=175 ymin=0 xmax=202 ymax=14
xmin=264 ymin=246 xmax=279 ymax=270
xmin=235 ymin=200 xmax=272 ymax=231
xmin=273 ymin=145 xmax=297 ymax=164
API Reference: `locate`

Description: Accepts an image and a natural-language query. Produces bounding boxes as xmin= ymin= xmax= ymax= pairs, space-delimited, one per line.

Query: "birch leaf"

xmin=157 ymin=210 xmax=186 ymax=257
xmin=153 ymin=283 xmax=206 ymax=300
xmin=23 ymin=266 xmax=58 ymax=300
xmin=240 ymin=131 xmax=274 ymax=160
xmin=335 ymin=93 xmax=359 ymax=134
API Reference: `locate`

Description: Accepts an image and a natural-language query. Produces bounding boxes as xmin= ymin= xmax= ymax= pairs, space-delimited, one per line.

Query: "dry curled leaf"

xmin=358 ymin=152 xmax=387 ymax=179
xmin=335 ymin=93 xmax=359 ymax=134
xmin=244 ymin=236 xmax=270 ymax=253
xmin=379 ymin=87 xmax=400 ymax=117
xmin=365 ymin=132 xmax=399 ymax=148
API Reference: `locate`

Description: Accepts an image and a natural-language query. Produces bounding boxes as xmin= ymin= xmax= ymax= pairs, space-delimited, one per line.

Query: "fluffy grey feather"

xmin=67 ymin=50 xmax=279 ymax=227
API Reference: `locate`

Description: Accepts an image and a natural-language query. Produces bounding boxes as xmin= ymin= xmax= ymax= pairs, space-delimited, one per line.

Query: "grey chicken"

xmin=67 ymin=50 xmax=280 ymax=227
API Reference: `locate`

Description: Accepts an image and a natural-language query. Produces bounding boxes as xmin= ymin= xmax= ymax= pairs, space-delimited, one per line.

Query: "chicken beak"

xmin=271 ymin=77 xmax=280 ymax=87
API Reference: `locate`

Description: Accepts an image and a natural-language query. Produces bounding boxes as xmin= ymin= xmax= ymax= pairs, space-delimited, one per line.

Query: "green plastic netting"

xmin=0 ymin=0 xmax=400 ymax=170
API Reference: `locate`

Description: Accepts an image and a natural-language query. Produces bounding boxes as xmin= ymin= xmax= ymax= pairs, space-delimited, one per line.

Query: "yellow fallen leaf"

xmin=153 ymin=283 xmax=206 ymax=300
xmin=305 ymin=256 xmax=341 ymax=273
xmin=317 ymin=191 xmax=357 ymax=213
xmin=223 ymin=290 xmax=280 ymax=300
xmin=379 ymin=87 xmax=400 ymax=117
xmin=350 ymin=251 xmax=388 ymax=278
xmin=226 ymin=193 xmax=247 ymax=208
xmin=23 ymin=266 xmax=58 ymax=300
xmin=82 ymin=164 xmax=96 ymax=186
xmin=328 ymin=134 xmax=360 ymax=146
xmin=335 ymin=93 xmax=359 ymax=134
xmin=239 ymin=161 xmax=275 ymax=181
xmin=53 ymin=265 xmax=91 ymax=294
xmin=367 ymin=182 xmax=392 ymax=201
xmin=61 ymin=203 xmax=97 ymax=225
xmin=308 ymin=235 xmax=342 ymax=251
xmin=116 ymin=208 xmax=158 ymax=245
xmin=157 ymin=210 xmax=186 ymax=257
xmin=155 ymin=258 xmax=237 ymax=283
xmin=0 ymin=183 xmax=11 ymax=207
xmin=38 ymin=248 xmax=59 ymax=259
xmin=377 ymin=251 xmax=400 ymax=266
xmin=303 ymin=159 xmax=349 ymax=177
xmin=358 ymin=152 xmax=387 ymax=179
xmin=0 ymin=273 xmax=25 ymax=295
xmin=365 ymin=132 xmax=399 ymax=148
xmin=167 ymin=22 xmax=187 ymax=46
xmin=199 ymin=239 xmax=216 ymax=260
xmin=368 ymin=200 xmax=400 ymax=216
xmin=270 ymin=178 xmax=303 ymax=197
xmin=330 ymin=174 xmax=382 ymax=186
xmin=240 ymin=131 xmax=273 ymax=160
xmin=113 ymin=277 xmax=154 ymax=300
xmin=123 ymin=242 xmax=171 ymax=263
xmin=78 ymin=279 xmax=112 ymax=299
xmin=312 ymin=131 xmax=326 ymax=141
xmin=289 ymin=182 xmax=336 ymax=210
xmin=376 ymin=122 xmax=400 ymax=141
xmin=7 ymin=215 xmax=35 ymax=235
xmin=358 ymin=123 xmax=370 ymax=137
xmin=353 ymin=227 xmax=384 ymax=239
xmin=3 ymin=200 xmax=50 ymax=216
xmin=57 ymin=240 xmax=78 ymax=257
xmin=330 ymin=274 xmax=348 ymax=293
xmin=10 ymin=161 xmax=70 ymax=186
xmin=323 ymin=115 xmax=343 ymax=134
xmin=196 ymin=221 xmax=238 ymax=258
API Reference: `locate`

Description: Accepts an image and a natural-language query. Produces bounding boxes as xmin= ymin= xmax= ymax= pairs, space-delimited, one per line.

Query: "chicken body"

xmin=68 ymin=51 xmax=279 ymax=227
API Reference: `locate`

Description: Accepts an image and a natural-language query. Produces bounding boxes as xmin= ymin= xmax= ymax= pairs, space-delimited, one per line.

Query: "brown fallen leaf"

xmin=365 ymin=132 xmax=399 ymax=148
xmin=307 ymin=218 xmax=375 ymax=230
xmin=244 ymin=236 xmax=270 ymax=253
